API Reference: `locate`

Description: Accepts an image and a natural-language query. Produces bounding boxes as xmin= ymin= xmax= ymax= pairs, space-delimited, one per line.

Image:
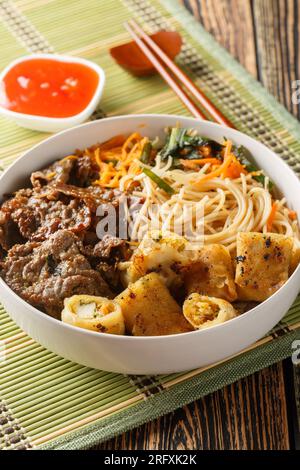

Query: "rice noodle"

xmin=124 ymin=164 xmax=300 ymax=252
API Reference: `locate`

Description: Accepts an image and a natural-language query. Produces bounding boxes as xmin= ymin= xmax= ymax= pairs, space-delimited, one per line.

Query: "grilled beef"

xmin=0 ymin=230 xmax=113 ymax=318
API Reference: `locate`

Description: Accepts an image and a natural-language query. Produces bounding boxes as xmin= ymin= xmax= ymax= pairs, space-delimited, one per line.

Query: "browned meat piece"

xmin=0 ymin=189 xmax=34 ymax=250
xmin=0 ymin=178 xmax=126 ymax=252
xmin=0 ymin=187 xmax=92 ymax=249
xmin=48 ymin=184 xmax=142 ymax=248
xmin=93 ymin=235 xmax=129 ymax=259
xmin=48 ymin=183 xmax=121 ymax=211
xmin=0 ymin=230 xmax=112 ymax=318
xmin=74 ymin=155 xmax=99 ymax=187
xmin=46 ymin=183 xmax=103 ymax=211
xmin=31 ymin=197 xmax=91 ymax=242
xmin=31 ymin=155 xmax=99 ymax=188
xmin=0 ymin=212 xmax=25 ymax=252
xmin=31 ymin=156 xmax=77 ymax=188
xmin=42 ymin=184 xmax=125 ymax=249
xmin=82 ymin=235 xmax=132 ymax=290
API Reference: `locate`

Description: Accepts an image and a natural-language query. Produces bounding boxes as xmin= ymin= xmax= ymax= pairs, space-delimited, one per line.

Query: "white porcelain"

xmin=0 ymin=114 xmax=299 ymax=374
xmin=0 ymin=54 xmax=105 ymax=132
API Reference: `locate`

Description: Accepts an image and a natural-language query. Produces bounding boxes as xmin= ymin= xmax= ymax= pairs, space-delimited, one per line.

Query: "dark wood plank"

xmin=182 ymin=0 xmax=258 ymax=78
xmin=95 ymin=362 xmax=289 ymax=450
xmin=182 ymin=0 xmax=300 ymax=117
xmin=252 ymin=0 xmax=300 ymax=116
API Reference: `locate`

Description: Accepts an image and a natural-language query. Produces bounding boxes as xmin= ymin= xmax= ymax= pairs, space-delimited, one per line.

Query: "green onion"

xmin=233 ymin=145 xmax=274 ymax=190
xmin=158 ymin=128 xmax=180 ymax=160
xmin=159 ymin=127 xmax=223 ymax=161
xmin=140 ymin=142 xmax=152 ymax=164
xmin=143 ymin=168 xmax=175 ymax=195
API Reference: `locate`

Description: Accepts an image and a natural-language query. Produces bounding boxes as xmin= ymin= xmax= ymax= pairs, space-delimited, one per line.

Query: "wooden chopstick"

xmin=123 ymin=21 xmax=206 ymax=120
xmin=124 ymin=20 xmax=234 ymax=128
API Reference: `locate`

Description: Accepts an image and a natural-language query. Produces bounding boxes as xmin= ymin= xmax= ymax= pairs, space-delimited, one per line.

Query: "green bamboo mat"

xmin=1 ymin=0 xmax=300 ymax=450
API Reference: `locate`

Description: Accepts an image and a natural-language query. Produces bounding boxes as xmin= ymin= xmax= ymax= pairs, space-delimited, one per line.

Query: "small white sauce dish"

xmin=0 ymin=53 xmax=106 ymax=133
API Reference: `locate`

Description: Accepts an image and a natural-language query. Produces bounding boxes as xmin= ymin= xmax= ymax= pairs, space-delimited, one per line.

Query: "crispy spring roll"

xmin=119 ymin=230 xmax=190 ymax=289
xmin=183 ymin=244 xmax=237 ymax=302
xmin=183 ymin=293 xmax=237 ymax=330
xmin=235 ymin=232 xmax=293 ymax=301
xmin=116 ymin=272 xmax=193 ymax=336
xmin=62 ymin=295 xmax=125 ymax=335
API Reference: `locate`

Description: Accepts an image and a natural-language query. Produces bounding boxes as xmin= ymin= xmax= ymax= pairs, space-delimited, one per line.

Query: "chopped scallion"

xmin=143 ymin=168 xmax=175 ymax=195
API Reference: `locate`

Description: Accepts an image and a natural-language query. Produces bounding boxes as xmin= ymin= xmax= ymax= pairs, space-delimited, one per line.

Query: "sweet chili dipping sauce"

xmin=0 ymin=58 xmax=99 ymax=118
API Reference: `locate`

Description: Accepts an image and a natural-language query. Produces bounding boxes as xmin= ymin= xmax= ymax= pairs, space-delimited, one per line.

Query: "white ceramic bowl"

xmin=0 ymin=54 xmax=105 ymax=132
xmin=1 ymin=114 xmax=300 ymax=374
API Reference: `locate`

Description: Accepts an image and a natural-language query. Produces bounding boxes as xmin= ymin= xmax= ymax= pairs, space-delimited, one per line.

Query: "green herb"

xmin=159 ymin=127 xmax=223 ymax=161
xmin=143 ymin=168 xmax=175 ymax=195
xmin=140 ymin=142 xmax=152 ymax=164
xmin=233 ymin=145 xmax=273 ymax=189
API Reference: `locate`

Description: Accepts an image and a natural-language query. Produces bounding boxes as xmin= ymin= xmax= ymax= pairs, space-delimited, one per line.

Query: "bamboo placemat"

xmin=0 ymin=0 xmax=300 ymax=450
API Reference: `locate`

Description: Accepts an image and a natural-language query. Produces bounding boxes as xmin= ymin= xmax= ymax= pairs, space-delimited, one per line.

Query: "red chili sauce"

xmin=0 ymin=58 xmax=99 ymax=118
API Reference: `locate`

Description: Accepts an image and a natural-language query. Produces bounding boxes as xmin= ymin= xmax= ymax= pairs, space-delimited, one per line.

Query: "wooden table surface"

xmin=95 ymin=0 xmax=300 ymax=450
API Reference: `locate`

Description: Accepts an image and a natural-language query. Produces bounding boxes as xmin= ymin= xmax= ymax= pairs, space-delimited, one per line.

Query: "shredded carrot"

xmin=267 ymin=202 xmax=277 ymax=231
xmin=192 ymin=140 xmax=234 ymax=187
xmin=180 ymin=158 xmax=221 ymax=169
xmin=289 ymin=210 xmax=297 ymax=221
xmin=100 ymin=135 xmax=127 ymax=150
xmin=121 ymin=133 xmax=142 ymax=160
xmin=99 ymin=148 xmax=123 ymax=161
xmin=90 ymin=136 xmax=247 ymax=190
xmin=92 ymin=133 xmax=145 ymax=188
xmin=222 ymin=155 xmax=247 ymax=179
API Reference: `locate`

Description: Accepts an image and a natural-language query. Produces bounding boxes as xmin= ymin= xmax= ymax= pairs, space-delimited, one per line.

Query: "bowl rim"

xmin=1 ymin=113 xmax=299 ymax=342
xmin=0 ymin=53 xmax=106 ymax=123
